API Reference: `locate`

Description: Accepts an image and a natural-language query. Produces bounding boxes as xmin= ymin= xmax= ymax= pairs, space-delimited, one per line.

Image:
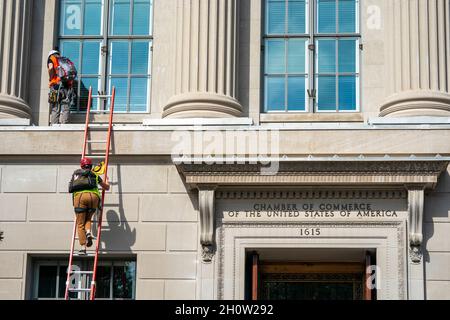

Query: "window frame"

xmin=58 ymin=0 xmax=154 ymax=114
xmin=262 ymin=0 xmax=361 ymax=114
xmin=32 ymin=258 xmax=137 ymax=300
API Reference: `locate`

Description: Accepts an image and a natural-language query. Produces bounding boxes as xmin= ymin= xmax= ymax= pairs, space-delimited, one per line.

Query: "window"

xmin=58 ymin=0 xmax=153 ymax=113
xmin=264 ymin=0 xmax=360 ymax=113
xmin=32 ymin=259 xmax=136 ymax=300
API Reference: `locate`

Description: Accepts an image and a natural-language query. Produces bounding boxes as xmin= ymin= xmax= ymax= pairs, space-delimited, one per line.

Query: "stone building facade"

xmin=0 ymin=0 xmax=449 ymax=300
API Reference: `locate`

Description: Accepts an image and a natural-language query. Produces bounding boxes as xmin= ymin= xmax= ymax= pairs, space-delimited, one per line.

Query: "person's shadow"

xmin=99 ymin=209 xmax=136 ymax=251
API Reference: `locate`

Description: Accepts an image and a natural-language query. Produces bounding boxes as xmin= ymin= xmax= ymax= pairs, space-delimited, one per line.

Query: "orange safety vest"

xmin=48 ymin=55 xmax=61 ymax=87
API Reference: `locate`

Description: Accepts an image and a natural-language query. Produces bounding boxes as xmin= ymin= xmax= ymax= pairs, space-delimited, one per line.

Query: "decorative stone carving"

xmin=407 ymin=186 xmax=425 ymax=264
xmin=163 ymin=0 xmax=243 ymax=118
xmin=409 ymin=246 xmax=422 ymax=264
xmin=381 ymin=0 xmax=450 ymax=117
xmin=178 ymin=161 xmax=449 ymax=189
xmin=0 ymin=0 xmax=33 ymax=121
xmin=198 ymin=186 xmax=217 ymax=262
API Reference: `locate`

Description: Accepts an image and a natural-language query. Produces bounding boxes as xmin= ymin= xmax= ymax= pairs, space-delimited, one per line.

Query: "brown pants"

xmin=73 ymin=192 xmax=99 ymax=246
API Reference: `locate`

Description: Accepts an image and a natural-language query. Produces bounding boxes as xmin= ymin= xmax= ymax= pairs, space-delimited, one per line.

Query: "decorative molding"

xmin=380 ymin=92 xmax=450 ymax=117
xmin=217 ymin=221 xmax=406 ymax=300
xmin=216 ymin=190 xmax=407 ymax=200
xmin=198 ymin=186 xmax=217 ymax=263
xmin=407 ymin=186 xmax=425 ymax=264
xmin=163 ymin=93 xmax=243 ymax=118
xmin=178 ymin=161 xmax=449 ymax=188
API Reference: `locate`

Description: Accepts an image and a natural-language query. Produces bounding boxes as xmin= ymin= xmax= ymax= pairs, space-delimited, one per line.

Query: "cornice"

xmin=178 ymin=161 xmax=449 ymax=189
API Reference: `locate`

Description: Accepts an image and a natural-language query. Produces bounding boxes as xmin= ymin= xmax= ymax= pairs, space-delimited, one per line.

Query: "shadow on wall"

xmin=29 ymin=0 xmax=45 ymax=125
xmin=99 ymin=209 xmax=136 ymax=251
xmin=238 ymin=0 xmax=251 ymax=117
xmin=422 ymin=170 xmax=450 ymax=268
xmin=96 ymin=133 xmax=136 ymax=251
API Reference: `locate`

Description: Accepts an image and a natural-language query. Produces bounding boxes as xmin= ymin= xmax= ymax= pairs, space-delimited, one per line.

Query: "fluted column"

xmin=381 ymin=0 xmax=450 ymax=117
xmin=0 ymin=0 xmax=32 ymax=121
xmin=163 ymin=0 xmax=243 ymax=118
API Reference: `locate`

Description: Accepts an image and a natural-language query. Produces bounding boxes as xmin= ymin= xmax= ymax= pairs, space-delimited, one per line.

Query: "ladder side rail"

xmin=89 ymin=87 xmax=115 ymax=300
xmin=64 ymin=218 xmax=78 ymax=300
xmin=66 ymin=86 xmax=92 ymax=300
xmin=82 ymin=87 xmax=93 ymax=158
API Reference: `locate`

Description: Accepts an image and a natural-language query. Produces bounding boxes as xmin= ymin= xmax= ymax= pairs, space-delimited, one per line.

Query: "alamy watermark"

xmin=171 ymin=126 xmax=281 ymax=175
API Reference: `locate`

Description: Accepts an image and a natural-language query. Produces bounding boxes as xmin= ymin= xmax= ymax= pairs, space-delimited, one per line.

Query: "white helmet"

xmin=48 ymin=50 xmax=60 ymax=58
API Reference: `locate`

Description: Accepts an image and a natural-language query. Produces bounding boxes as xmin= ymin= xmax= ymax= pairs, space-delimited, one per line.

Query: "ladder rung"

xmin=69 ymin=288 xmax=91 ymax=292
xmin=87 ymin=140 xmax=107 ymax=143
xmin=69 ymin=270 xmax=94 ymax=275
xmin=91 ymin=95 xmax=113 ymax=99
xmin=85 ymin=155 xmax=104 ymax=159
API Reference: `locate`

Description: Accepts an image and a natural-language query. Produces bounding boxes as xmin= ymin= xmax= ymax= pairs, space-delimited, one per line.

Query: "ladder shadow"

xmin=93 ymin=123 xmax=137 ymax=252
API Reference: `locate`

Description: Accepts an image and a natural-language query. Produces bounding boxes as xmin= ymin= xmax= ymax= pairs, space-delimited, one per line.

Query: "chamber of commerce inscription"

xmin=220 ymin=199 xmax=407 ymax=222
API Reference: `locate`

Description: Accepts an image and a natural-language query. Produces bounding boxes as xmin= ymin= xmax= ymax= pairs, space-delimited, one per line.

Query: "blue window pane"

xmin=131 ymin=41 xmax=149 ymax=74
xmin=338 ymin=40 xmax=356 ymax=73
xmin=80 ymin=77 xmax=100 ymax=111
xmin=265 ymin=76 xmax=285 ymax=111
xmin=130 ymin=77 xmax=148 ymax=112
xmin=288 ymin=0 xmax=306 ymax=34
xmin=267 ymin=0 xmax=285 ymax=34
xmin=111 ymin=0 xmax=131 ymax=35
xmin=111 ymin=41 xmax=129 ymax=74
xmin=82 ymin=41 xmax=100 ymax=75
xmin=266 ymin=40 xmax=285 ymax=74
xmin=339 ymin=0 xmax=356 ymax=33
xmin=133 ymin=0 xmax=151 ymax=35
xmin=84 ymin=0 xmax=102 ymax=35
xmin=61 ymin=1 xmax=82 ymax=35
xmin=109 ymin=77 xmax=128 ymax=112
xmin=318 ymin=0 xmax=336 ymax=33
xmin=60 ymin=41 xmax=80 ymax=71
xmin=318 ymin=40 xmax=336 ymax=73
xmin=287 ymin=76 xmax=305 ymax=111
xmin=287 ymin=39 xmax=306 ymax=73
xmin=339 ymin=76 xmax=357 ymax=110
xmin=317 ymin=76 xmax=336 ymax=110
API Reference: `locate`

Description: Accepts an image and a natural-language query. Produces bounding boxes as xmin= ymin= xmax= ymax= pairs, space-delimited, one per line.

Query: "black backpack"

xmin=68 ymin=169 xmax=97 ymax=193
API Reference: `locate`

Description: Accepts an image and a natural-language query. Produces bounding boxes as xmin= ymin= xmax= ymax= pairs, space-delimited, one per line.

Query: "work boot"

xmin=86 ymin=233 xmax=93 ymax=248
xmin=78 ymin=246 xmax=87 ymax=256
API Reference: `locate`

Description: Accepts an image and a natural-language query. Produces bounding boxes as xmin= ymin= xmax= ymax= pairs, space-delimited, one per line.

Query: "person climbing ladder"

xmin=69 ymin=157 xmax=110 ymax=255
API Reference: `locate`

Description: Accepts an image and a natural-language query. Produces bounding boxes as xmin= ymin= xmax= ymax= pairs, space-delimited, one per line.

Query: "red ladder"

xmin=64 ymin=86 xmax=116 ymax=300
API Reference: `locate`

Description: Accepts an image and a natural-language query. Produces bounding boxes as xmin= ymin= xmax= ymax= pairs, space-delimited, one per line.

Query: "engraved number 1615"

xmin=299 ymin=228 xmax=321 ymax=236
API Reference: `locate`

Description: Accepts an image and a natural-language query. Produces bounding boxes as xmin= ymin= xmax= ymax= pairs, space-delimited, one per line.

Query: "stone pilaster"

xmin=0 ymin=0 xmax=32 ymax=122
xmin=381 ymin=0 xmax=450 ymax=117
xmin=163 ymin=0 xmax=243 ymax=118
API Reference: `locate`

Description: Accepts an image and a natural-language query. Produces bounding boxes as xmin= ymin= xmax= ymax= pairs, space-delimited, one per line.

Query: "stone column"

xmin=381 ymin=0 xmax=450 ymax=117
xmin=0 ymin=0 xmax=33 ymax=122
xmin=163 ymin=0 xmax=243 ymax=118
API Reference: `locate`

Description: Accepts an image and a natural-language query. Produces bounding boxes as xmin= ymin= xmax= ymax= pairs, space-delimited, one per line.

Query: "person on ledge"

xmin=47 ymin=49 xmax=77 ymax=124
